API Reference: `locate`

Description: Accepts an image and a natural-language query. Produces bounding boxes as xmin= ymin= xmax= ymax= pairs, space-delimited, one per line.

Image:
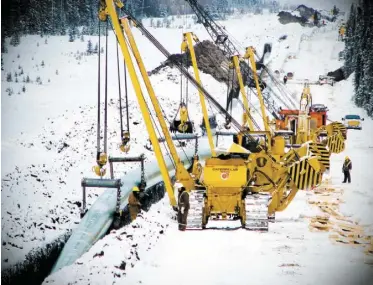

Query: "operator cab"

xmin=309 ymin=104 xmax=328 ymax=128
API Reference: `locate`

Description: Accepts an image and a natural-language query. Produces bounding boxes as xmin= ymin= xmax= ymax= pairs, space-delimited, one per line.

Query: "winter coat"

xmin=342 ymin=159 xmax=352 ymax=172
xmin=178 ymin=191 xmax=190 ymax=212
xmin=128 ymin=192 xmax=141 ymax=207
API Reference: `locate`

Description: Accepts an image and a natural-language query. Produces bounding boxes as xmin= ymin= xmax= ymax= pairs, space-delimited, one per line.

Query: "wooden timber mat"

xmin=306 ymin=178 xmax=373 ymax=256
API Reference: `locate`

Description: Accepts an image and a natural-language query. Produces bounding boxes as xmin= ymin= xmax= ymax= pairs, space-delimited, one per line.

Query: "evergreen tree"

xmin=10 ymin=32 xmax=21 ymax=46
xmin=87 ymin=39 xmax=93 ymax=54
xmin=345 ymin=4 xmax=357 ymax=76
xmin=68 ymin=28 xmax=75 ymax=42
xmin=28 ymin=0 xmax=42 ymax=34
xmin=94 ymin=43 xmax=99 ymax=53
xmin=349 ymin=0 xmax=373 ymax=115
xmin=353 ymin=6 xmax=365 ymax=97
xmin=6 ymin=72 xmax=12 ymax=82
xmin=1 ymin=37 xmax=8 ymax=53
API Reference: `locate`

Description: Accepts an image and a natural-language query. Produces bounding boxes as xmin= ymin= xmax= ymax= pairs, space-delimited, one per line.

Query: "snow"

xmin=2 ymin=8 xmax=373 ymax=284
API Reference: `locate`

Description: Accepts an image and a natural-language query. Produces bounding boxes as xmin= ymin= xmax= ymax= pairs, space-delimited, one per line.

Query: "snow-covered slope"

xmin=1 ymin=12 xmax=313 ymax=270
xmin=42 ymin=13 xmax=373 ymax=285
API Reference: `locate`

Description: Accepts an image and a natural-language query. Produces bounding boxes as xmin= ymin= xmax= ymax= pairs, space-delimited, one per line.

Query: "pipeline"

xmin=50 ymin=139 xmax=213 ymax=275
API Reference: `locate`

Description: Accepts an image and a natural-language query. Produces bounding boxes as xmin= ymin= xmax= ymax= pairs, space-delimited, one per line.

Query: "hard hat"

xmin=174 ymin=182 xmax=183 ymax=189
xmin=132 ymin=186 xmax=140 ymax=192
xmin=345 ymin=156 xmax=349 ymax=160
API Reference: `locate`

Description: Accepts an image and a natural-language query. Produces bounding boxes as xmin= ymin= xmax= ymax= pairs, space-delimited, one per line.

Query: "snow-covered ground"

xmin=2 ymin=8 xmax=373 ymax=284
xmin=1 ymin=12 xmax=314 ymax=270
xmin=42 ymin=11 xmax=373 ymax=285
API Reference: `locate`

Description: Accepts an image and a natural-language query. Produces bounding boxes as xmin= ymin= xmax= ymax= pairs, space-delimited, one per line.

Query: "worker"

xmin=177 ymin=186 xmax=190 ymax=231
xmin=342 ymin=156 xmax=352 ymax=183
xmin=283 ymin=75 xmax=288 ymax=84
xmin=128 ymin=186 xmax=142 ymax=221
xmin=339 ymin=25 xmax=345 ymax=41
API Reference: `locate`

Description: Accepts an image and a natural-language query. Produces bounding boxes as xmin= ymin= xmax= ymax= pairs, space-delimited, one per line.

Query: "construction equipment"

xmin=318 ymin=75 xmax=335 ymax=86
xmin=81 ymin=178 xmax=122 ymax=218
xmin=101 ymin=2 xmax=327 ymax=232
xmin=108 ymin=154 xmax=146 ymax=190
xmin=184 ymin=0 xmax=300 ymax=126
xmin=180 ymin=32 xmax=216 ymax=156
xmin=183 ymin=45 xmax=325 ymax=229
xmin=116 ymin=40 xmax=131 ymax=153
xmin=229 ymin=55 xmax=255 ymax=130
xmin=274 ymin=83 xmax=346 ymax=154
xmin=170 ymin=102 xmax=194 ymax=134
xmin=97 ymin=0 xmax=200 ymax=212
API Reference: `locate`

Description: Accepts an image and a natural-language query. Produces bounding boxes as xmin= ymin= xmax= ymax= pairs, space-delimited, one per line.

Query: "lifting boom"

xmin=182 ymin=32 xmax=216 ymax=157
xmin=120 ymin=17 xmax=195 ymax=192
xmin=101 ymin=0 xmax=179 ymax=206
xmin=230 ymin=55 xmax=255 ymax=130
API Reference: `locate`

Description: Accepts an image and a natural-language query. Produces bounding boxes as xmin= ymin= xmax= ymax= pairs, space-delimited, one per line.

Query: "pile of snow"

xmin=44 ymin=199 xmax=175 ymax=284
xmin=278 ymin=4 xmax=338 ymax=27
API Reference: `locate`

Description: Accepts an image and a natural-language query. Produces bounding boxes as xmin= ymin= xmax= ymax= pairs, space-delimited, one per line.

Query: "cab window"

xmin=345 ymin=115 xmax=360 ymax=120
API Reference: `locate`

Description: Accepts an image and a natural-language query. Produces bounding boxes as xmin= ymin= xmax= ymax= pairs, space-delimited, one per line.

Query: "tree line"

xmin=1 ymin=1 xmax=266 ymax=44
xmin=344 ymin=0 xmax=373 ymax=116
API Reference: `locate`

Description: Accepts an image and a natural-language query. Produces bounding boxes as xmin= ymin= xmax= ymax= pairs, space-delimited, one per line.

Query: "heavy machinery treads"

xmin=186 ymin=190 xmax=205 ymax=229
xmin=245 ymin=193 xmax=270 ymax=231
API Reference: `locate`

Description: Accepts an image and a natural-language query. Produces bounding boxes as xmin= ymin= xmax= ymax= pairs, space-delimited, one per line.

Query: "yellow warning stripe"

xmin=327 ymin=132 xmax=345 ymax=154
xmin=288 ymin=158 xmax=321 ymax=190
xmin=309 ymin=143 xmax=330 ymax=170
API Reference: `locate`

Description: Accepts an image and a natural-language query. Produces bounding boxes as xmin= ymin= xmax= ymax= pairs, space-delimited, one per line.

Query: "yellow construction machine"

xmin=178 ymin=33 xmax=324 ymax=230
xmin=100 ymin=0 xmax=328 ymax=231
xmin=273 ymin=81 xmax=346 ymax=172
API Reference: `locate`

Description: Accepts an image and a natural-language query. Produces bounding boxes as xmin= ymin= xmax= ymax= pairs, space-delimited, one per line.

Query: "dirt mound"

xmin=327 ymin=67 xmax=347 ymax=82
xmin=277 ymin=11 xmax=310 ymax=26
xmin=278 ymin=5 xmax=336 ymax=26
xmin=149 ymin=40 xmax=234 ymax=85
xmin=149 ymin=40 xmax=268 ymax=109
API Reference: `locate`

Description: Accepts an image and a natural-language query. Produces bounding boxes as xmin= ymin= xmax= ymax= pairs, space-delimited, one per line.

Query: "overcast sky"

xmin=277 ymin=0 xmax=358 ymax=12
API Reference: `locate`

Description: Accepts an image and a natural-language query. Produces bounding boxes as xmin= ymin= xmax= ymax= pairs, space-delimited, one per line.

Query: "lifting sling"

xmin=170 ymin=41 xmax=194 ymax=134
